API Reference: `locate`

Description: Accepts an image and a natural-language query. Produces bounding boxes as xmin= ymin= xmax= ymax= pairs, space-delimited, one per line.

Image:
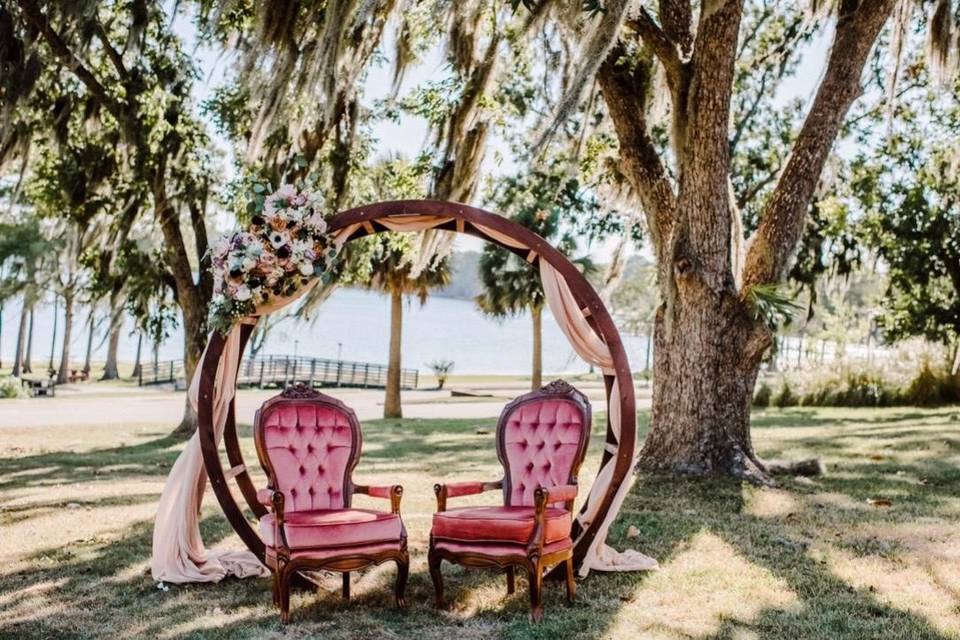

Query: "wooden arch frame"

xmin=196 ymin=200 xmax=637 ymax=574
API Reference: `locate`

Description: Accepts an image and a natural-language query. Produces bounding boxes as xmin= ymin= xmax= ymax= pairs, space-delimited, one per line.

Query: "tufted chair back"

xmin=254 ymin=386 xmax=361 ymax=513
xmin=497 ymin=380 xmax=591 ymax=508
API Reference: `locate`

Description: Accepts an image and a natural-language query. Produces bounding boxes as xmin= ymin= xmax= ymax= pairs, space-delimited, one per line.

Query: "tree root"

xmin=636 ymin=443 xmax=780 ymax=487
xmin=762 ymin=458 xmax=825 ymax=477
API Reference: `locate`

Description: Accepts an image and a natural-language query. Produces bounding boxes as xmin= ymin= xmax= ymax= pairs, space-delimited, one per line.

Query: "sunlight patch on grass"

xmin=605 ymin=530 xmax=799 ymax=639
xmin=0 ymin=502 xmax=156 ymax=562
xmin=744 ymin=488 xmax=801 ymax=518
xmin=821 ymin=520 xmax=960 ymax=637
xmin=0 ymin=578 xmax=68 ymax=626
xmin=159 ymin=604 xmax=266 ymax=639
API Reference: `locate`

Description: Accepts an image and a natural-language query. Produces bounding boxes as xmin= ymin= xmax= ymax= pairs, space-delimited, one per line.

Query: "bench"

xmin=21 ymin=377 xmax=57 ymax=397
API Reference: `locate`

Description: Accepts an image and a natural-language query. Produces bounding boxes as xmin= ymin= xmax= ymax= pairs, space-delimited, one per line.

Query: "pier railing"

xmin=138 ymin=354 xmax=418 ymax=390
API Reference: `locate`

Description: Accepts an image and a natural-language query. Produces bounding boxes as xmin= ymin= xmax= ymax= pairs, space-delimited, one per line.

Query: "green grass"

xmin=1 ymin=406 xmax=959 ymax=639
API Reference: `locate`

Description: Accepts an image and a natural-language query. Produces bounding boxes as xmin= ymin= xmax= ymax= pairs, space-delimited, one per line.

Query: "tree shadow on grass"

xmin=541 ymin=474 xmax=956 ymax=640
xmin=0 ymin=433 xmax=185 ymax=493
xmin=0 ymin=514 xmax=275 ymax=639
xmin=535 ymin=406 xmax=960 ymax=640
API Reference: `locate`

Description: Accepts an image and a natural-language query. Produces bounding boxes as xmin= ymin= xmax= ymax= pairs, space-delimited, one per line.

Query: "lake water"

xmin=1 ymin=288 xmax=652 ymax=375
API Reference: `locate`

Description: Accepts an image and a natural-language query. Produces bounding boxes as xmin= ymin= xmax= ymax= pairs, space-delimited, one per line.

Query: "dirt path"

xmin=0 ymin=380 xmax=643 ymax=429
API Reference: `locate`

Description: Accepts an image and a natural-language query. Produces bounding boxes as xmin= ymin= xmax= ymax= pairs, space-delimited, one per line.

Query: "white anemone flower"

xmin=269 ymin=230 xmax=290 ymax=249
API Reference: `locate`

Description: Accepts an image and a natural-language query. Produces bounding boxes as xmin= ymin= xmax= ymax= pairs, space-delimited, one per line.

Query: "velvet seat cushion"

xmin=432 ymin=506 xmax=571 ymax=545
xmin=260 ymin=508 xmax=403 ymax=550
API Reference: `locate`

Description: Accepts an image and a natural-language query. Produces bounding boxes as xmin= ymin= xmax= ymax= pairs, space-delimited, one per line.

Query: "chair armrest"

xmin=258 ymin=487 xmax=289 ymax=552
xmin=354 ymin=484 xmax=404 ymax=514
xmin=433 ymin=480 xmax=502 ymax=512
xmin=540 ymin=484 xmax=578 ymax=505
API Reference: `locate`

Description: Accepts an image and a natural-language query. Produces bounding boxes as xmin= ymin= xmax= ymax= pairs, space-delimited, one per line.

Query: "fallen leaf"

xmin=867 ymin=498 xmax=892 ymax=508
xmin=869 ymin=454 xmax=885 ymax=461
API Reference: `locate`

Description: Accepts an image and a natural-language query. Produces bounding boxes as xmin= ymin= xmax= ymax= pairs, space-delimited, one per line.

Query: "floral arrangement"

xmin=208 ymin=184 xmax=338 ymax=333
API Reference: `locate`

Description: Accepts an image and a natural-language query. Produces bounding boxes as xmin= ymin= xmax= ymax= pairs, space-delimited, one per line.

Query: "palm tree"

xmin=476 ymin=168 xmax=595 ymax=390
xmin=362 ymin=233 xmax=451 ymax=418
xmin=0 ymin=220 xmax=53 ymax=377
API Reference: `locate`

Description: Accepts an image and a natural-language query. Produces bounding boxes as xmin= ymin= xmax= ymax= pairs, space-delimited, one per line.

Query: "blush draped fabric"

xmin=539 ymin=264 xmax=658 ymax=574
xmin=151 ymin=213 xmax=655 ymax=584
xmin=151 ymin=320 xmax=268 ymax=583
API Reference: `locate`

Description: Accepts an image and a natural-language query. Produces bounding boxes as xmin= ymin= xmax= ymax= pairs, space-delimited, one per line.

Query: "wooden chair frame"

xmin=254 ymin=384 xmax=409 ymax=623
xmin=428 ymin=379 xmax=591 ymax=621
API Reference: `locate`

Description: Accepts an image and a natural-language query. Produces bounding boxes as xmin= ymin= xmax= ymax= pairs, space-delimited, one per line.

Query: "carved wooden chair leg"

xmin=395 ymin=551 xmax=409 ymax=608
xmin=271 ymin=567 xmax=280 ymax=606
xmin=279 ymin=562 xmax=293 ymax=624
xmin=564 ymin=556 xmax=576 ymax=603
xmin=428 ymin=547 xmax=445 ymax=608
xmin=506 ymin=566 xmax=516 ymax=595
xmin=342 ymin=572 xmax=350 ymax=600
xmin=528 ymin=560 xmax=544 ymax=623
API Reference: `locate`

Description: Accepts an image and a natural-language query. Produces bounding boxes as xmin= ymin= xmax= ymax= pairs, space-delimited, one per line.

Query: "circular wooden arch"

xmin=197 ymin=200 xmax=637 ymax=573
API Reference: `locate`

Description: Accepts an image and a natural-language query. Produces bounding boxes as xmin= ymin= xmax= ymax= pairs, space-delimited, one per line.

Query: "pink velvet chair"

xmin=428 ymin=379 xmax=591 ymax=621
xmin=254 ymin=384 xmax=408 ymax=623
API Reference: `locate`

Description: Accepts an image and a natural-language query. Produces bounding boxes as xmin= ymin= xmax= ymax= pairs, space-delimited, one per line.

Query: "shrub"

xmin=801 ymin=369 xmax=896 ymax=407
xmin=772 ymin=380 xmax=798 ymax=407
xmin=427 ymin=359 xmax=455 ymax=390
xmin=758 ymin=352 xmax=959 ymax=409
xmin=0 ymin=377 xmax=28 ymax=399
xmin=903 ymin=361 xmax=958 ymax=405
xmin=753 ymin=381 xmax=772 ymax=407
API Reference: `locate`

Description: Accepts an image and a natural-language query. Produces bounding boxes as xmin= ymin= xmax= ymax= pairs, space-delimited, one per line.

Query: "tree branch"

xmin=658 ymin=0 xmax=693 ymax=56
xmin=625 ymin=9 xmax=683 ymax=90
xmin=94 ymin=21 xmax=129 ymax=80
xmin=742 ymin=0 xmax=896 ymax=291
xmin=597 ymin=42 xmax=677 ymax=251
xmin=15 ymin=0 xmax=122 ymax=121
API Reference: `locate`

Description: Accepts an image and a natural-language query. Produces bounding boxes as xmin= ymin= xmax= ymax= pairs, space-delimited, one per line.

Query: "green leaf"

xmin=745 ymin=284 xmax=802 ymax=330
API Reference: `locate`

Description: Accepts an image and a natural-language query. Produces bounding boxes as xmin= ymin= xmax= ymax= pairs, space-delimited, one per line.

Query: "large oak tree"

xmin=567 ymin=1 xmax=908 ymax=483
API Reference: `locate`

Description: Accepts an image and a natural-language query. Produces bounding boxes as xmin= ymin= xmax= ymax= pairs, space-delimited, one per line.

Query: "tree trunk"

xmin=153 ymin=185 xmax=207 ymax=434
xmin=531 ymin=304 xmax=543 ymax=390
xmin=638 ymin=285 xmax=773 ymax=483
xmin=12 ymin=303 xmax=28 ymax=377
xmin=82 ymin=310 xmax=95 ymax=375
xmin=23 ymin=307 xmax=33 ymax=373
xmin=56 ymin=293 xmax=74 ymax=384
xmin=132 ymin=333 xmax=142 ymax=378
xmin=101 ymin=292 xmax=124 ymax=380
xmin=383 ymin=288 xmax=403 ymax=419
xmin=48 ymin=297 xmax=58 ymax=374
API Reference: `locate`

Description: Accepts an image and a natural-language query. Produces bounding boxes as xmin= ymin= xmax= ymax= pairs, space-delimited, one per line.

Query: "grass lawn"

xmin=1 ymin=406 xmax=959 ymax=639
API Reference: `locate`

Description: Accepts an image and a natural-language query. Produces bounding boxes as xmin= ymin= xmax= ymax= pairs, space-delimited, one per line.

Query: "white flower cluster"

xmin=208 ymin=184 xmax=337 ymax=333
